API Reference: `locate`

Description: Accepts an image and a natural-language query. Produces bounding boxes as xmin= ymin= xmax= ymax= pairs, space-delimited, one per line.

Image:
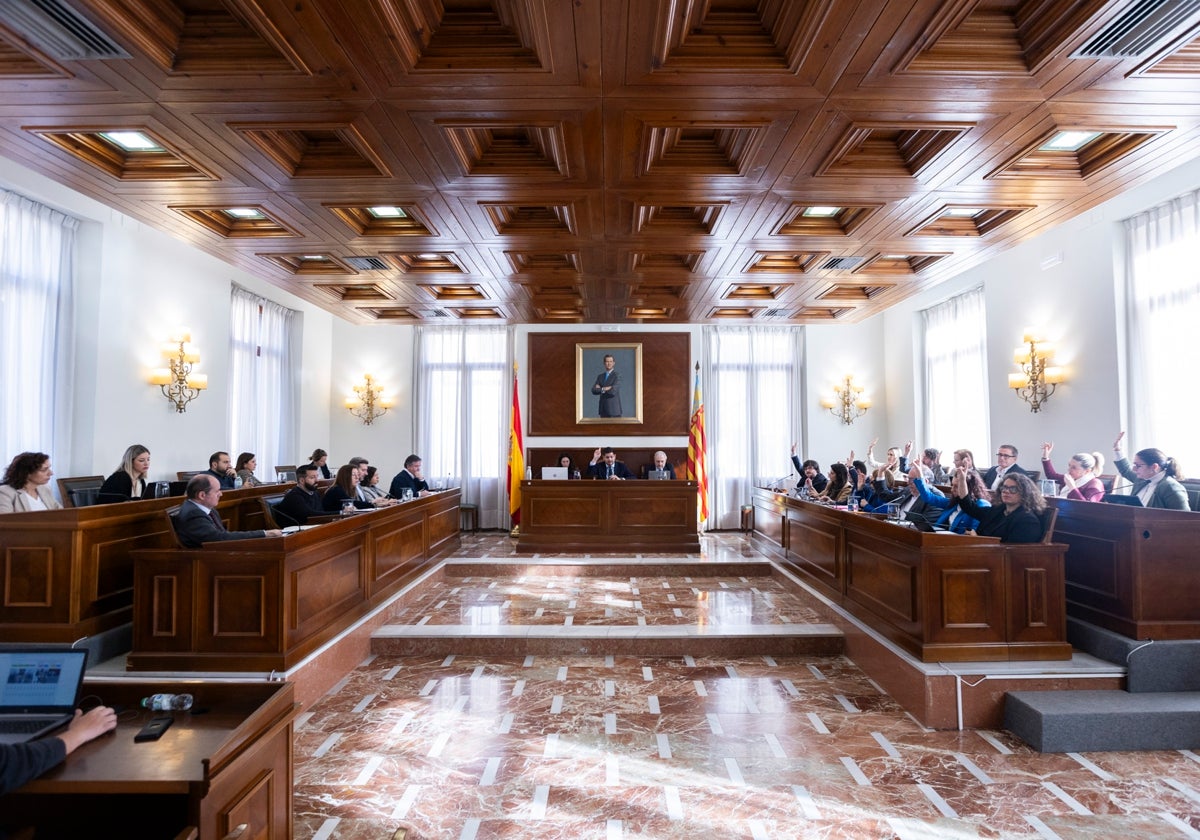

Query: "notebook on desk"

xmin=647 ymin=470 xmax=668 ymax=480
xmin=0 ymin=648 xmax=87 ymax=744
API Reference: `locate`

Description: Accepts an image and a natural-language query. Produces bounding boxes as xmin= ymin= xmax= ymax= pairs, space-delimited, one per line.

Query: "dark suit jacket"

xmin=1113 ymin=457 xmax=1190 ymax=510
xmin=981 ymin=463 xmax=1032 ymax=489
xmin=275 ymin=486 xmax=324 ymax=525
xmin=204 ymin=468 xmax=236 ymax=490
xmin=98 ymin=470 xmax=148 ymax=504
xmin=322 ymin=485 xmax=373 ymax=512
xmin=588 ymin=460 xmax=635 ymax=480
xmin=956 ymin=497 xmax=1043 ymax=542
xmin=174 ymin=499 xmax=265 ymax=548
xmin=790 ymin=455 xmax=828 ymax=492
xmin=591 ymin=369 xmax=622 ymax=417
xmin=389 ymin=470 xmax=430 ymax=498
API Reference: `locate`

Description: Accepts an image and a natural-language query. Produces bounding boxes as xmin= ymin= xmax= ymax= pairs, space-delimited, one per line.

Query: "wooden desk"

xmin=1 ymin=679 xmax=295 ymax=840
xmin=517 ymin=479 xmax=699 ymax=553
xmin=129 ymin=490 xmax=461 ymax=672
xmin=0 ymin=483 xmax=290 ymax=647
xmin=1052 ymin=497 xmax=1200 ymax=639
xmin=753 ymin=488 xmax=1070 ymax=662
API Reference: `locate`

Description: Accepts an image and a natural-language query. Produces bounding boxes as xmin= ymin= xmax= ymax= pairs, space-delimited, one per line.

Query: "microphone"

xmin=766 ymin=475 xmax=791 ymax=491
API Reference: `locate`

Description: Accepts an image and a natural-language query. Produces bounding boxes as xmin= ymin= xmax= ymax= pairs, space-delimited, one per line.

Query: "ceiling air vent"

xmin=344 ymin=256 xmax=388 ymax=271
xmin=0 ymin=0 xmax=130 ymax=60
xmin=764 ymin=308 xmax=789 ymax=317
xmin=429 ymin=309 xmax=449 ymax=318
xmin=820 ymin=256 xmax=865 ymax=271
xmin=1072 ymin=0 xmax=1200 ymax=59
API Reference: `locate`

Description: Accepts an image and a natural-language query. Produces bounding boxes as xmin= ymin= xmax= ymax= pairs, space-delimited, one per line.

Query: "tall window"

xmin=0 ymin=190 xmax=77 ymax=465
xmin=920 ymin=287 xmax=988 ymax=462
xmin=414 ymin=325 xmax=508 ymax=529
xmin=706 ymin=326 xmax=803 ymax=530
xmin=228 ymin=286 xmax=297 ymax=473
xmin=1125 ymin=188 xmax=1200 ymax=468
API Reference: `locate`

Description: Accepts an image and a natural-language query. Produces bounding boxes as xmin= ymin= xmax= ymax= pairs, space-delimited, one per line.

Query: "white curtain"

xmin=705 ymin=325 xmax=804 ymax=530
xmin=919 ymin=287 xmax=989 ymax=462
xmin=228 ymin=286 xmax=297 ymax=474
xmin=0 ymin=190 xmax=76 ymax=473
xmin=1125 ymin=188 xmax=1200 ymax=469
xmin=414 ymin=325 xmax=509 ymax=529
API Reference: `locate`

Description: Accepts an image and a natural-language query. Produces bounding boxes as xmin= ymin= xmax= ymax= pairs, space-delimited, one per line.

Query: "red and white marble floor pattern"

xmin=292 ymin=534 xmax=1200 ymax=839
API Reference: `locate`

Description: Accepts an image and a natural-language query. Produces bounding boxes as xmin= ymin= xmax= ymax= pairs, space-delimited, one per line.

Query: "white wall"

xmin=0 ymin=156 xmax=335 ymax=481
xmin=802 ymin=317 xmax=888 ymax=468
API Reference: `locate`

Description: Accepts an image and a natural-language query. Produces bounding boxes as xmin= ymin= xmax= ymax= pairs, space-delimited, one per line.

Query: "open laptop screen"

xmin=0 ymin=649 xmax=87 ymax=714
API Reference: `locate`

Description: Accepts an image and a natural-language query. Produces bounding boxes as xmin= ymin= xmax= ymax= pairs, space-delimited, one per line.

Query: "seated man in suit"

xmin=981 ymin=443 xmax=1032 ymax=491
xmin=174 ymin=474 xmax=282 ymax=548
xmin=587 ymin=446 xmax=635 ymax=480
xmin=204 ymin=450 xmax=237 ymax=490
xmin=648 ymin=450 xmax=677 ymax=479
xmin=389 ymin=454 xmax=431 ymax=498
xmin=274 ymin=463 xmax=325 ymax=526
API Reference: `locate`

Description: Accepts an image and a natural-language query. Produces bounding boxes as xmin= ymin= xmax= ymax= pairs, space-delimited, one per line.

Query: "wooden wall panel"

xmin=528 ymin=332 xmax=691 ymax=435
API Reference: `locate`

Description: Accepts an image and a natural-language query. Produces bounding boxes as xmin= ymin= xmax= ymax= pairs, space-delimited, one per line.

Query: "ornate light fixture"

xmin=1010 ymin=329 xmax=1066 ymax=413
xmin=149 ymin=331 xmax=207 ymax=413
xmin=820 ymin=374 xmax=871 ymax=425
xmin=345 ymin=374 xmax=394 ymax=425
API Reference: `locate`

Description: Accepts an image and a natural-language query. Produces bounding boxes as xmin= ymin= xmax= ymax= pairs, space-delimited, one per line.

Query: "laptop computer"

xmin=0 ymin=648 xmax=88 ymax=744
xmin=541 ymin=467 xmax=568 ymax=480
xmin=647 ymin=469 xmax=668 ymax=480
xmin=1103 ymin=493 xmax=1143 ymax=507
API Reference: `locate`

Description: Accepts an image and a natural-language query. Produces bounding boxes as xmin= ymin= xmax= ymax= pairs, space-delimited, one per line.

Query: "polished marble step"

xmin=371 ymin=622 xmax=844 ymax=657
xmin=1005 ymin=689 xmax=1200 ymax=752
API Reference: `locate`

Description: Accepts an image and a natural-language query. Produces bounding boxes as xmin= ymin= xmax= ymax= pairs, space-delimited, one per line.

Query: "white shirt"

xmin=1136 ymin=470 xmax=1166 ymax=507
xmin=990 ymin=467 xmax=1007 ymax=490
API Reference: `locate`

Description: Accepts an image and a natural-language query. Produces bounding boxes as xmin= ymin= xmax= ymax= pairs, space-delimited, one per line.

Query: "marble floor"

xmin=291 ymin=533 xmax=1200 ymax=839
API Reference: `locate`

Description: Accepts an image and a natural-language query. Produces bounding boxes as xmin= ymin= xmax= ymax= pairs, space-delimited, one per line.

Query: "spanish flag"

xmin=508 ymin=364 xmax=525 ymax=526
xmin=686 ymin=363 xmax=709 ymax=525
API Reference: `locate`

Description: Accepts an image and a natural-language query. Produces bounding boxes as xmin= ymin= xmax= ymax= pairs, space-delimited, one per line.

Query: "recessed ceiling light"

xmin=417 ymin=253 xmax=440 ymax=260
xmin=225 ymin=208 xmax=265 ymax=219
xmin=1040 ymin=131 xmax=1101 ymax=152
xmin=368 ymin=206 xmax=406 ymax=218
xmin=803 ymin=206 xmax=842 ymax=217
xmin=881 ymin=254 xmax=908 ymax=260
xmin=300 ymin=255 xmax=327 ymax=260
xmin=941 ymin=207 xmax=982 ymax=218
xmin=99 ymin=131 xmax=162 ymax=152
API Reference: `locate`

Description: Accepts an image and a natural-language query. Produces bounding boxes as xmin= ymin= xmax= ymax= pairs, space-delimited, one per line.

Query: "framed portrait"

xmin=576 ymin=343 xmax=643 ymax=424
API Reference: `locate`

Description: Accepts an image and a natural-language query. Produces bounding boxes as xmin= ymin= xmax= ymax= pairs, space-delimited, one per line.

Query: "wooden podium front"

xmin=517 ymin=479 xmax=699 ymax=553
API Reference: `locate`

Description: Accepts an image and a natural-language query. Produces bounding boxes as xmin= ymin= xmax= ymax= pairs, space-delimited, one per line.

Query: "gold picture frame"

xmin=576 ymin=342 xmax=643 ymax=424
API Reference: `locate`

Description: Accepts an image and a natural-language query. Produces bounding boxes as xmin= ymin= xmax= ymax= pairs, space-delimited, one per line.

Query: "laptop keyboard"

xmin=0 ymin=718 xmax=58 ymax=734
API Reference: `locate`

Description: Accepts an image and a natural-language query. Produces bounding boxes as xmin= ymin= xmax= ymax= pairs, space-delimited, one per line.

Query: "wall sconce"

xmin=345 ymin=374 xmax=394 ymax=425
xmin=149 ymin=330 xmax=207 ymax=413
xmin=820 ymin=374 xmax=871 ymax=425
xmin=1010 ymin=328 xmax=1066 ymax=413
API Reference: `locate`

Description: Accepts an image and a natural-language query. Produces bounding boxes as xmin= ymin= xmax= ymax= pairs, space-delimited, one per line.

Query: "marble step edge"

xmin=372 ymin=623 xmax=841 ymax=639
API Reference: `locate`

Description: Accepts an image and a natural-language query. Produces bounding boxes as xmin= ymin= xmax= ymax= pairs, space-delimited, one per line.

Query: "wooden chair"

xmin=57 ymin=475 xmax=104 ymax=508
xmin=1099 ymin=473 xmax=1116 ymax=493
xmin=164 ymin=505 xmax=186 ymax=548
xmin=176 ymin=470 xmax=203 ymax=481
xmin=1039 ymin=506 xmax=1059 ymax=544
xmin=1024 ymin=469 xmax=1041 ymax=482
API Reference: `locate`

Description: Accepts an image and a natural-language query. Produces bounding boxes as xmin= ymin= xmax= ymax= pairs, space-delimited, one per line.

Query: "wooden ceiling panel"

xmin=0 ymin=0 xmax=1199 ymax=323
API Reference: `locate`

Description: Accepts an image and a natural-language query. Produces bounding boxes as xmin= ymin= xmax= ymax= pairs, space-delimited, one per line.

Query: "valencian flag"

xmin=686 ymin=363 xmax=709 ymax=525
xmin=508 ymin=363 xmax=525 ymax=526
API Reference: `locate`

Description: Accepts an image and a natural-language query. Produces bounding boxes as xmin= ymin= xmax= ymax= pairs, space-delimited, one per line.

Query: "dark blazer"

xmin=322 ymin=485 xmax=372 ymax=512
xmin=173 ymin=499 xmax=265 ymax=548
xmin=591 ymin=369 xmax=622 ymax=417
xmin=588 ymin=460 xmax=635 ymax=480
xmin=204 ymin=468 xmax=236 ymax=490
xmin=98 ymin=470 xmax=148 ymax=503
xmin=981 ymin=463 xmax=1032 ymax=490
xmin=275 ymin=486 xmax=324 ymax=525
xmin=955 ymin=497 xmax=1043 ymax=543
xmin=389 ymin=470 xmax=430 ymax=498
xmin=312 ymin=463 xmax=331 ymax=480
xmin=791 ymin=455 xmax=828 ymax=492
xmin=1113 ymin=457 xmax=1189 ymax=510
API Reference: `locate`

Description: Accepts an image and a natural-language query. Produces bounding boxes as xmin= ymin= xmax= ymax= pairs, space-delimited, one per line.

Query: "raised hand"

xmin=1041 ymin=442 xmax=1053 ymax=458
xmin=790 ymin=442 xmax=797 ymax=455
xmin=1113 ymin=431 xmax=1126 ymax=454
xmin=903 ymin=441 xmax=913 ymax=456
xmin=592 ymin=447 xmax=601 ymax=462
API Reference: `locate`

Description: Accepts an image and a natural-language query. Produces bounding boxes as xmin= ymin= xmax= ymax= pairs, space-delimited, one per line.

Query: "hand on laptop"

xmin=59 ymin=705 xmax=117 ymax=754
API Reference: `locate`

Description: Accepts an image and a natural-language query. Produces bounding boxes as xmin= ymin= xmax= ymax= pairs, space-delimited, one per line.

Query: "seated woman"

xmin=1112 ymin=431 xmax=1189 ymax=510
xmin=0 ymin=452 xmax=62 ymax=513
xmin=865 ymin=438 xmax=904 ymax=483
xmin=810 ymin=462 xmax=851 ymax=504
xmin=360 ymin=466 xmax=386 ymax=501
xmin=1040 ymin=442 xmax=1105 ymax=502
xmin=953 ymin=449 xmax=976 ymax=474
xmin=308 ymin=448 xmax=332 ymax=480
xmin=953 ymin=470 xmax=1045 ymax=543
xmin=558 ymin=452 xmax=580 ymax=479
xmin=235 ymin=452 xmax=264 ymax=487
xmin=322 ymin=464 xmax=374 ymax=512
xmin=915 ymin=467 xmax=990 ymax=533
xmin=98 ymin=444 xmax=151 ymax=502
xmin=790 ymin=444 xmax=828 ymax=493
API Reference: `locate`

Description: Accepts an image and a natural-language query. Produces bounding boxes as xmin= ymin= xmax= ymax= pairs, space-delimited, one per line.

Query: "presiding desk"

xmin=753 ymin=488 xmax=1070 ymax=662
xmin=517 ymin=479 xmax=699 ymax=553
xmin=1 ymin=679 xmax=296 ymax=840
xmin=0 ymin=483 xmax=287 ymax=648
xmin=1051 ymin=496 xmax=1200 ymax=639
xmin=129 ymin=490 xmax=461 ymax=672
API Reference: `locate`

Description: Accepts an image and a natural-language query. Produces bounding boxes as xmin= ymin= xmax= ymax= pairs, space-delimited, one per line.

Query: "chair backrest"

xmin=259 ymin=494 xmax=296 ymax=529
xmin=1039 ymin=506 xmax=1058 ymax=544
xmin=164 ymin=505 xmax=186 ymax=548
xmin=1024 ymin=469 xmax=1041 ymax=482
xmin=1183 ymin=479 xmax=1200 ymax=512
xmin=1099 ymin=473 xmax=1116 ymax=493
xmin=272 ymin=465 xmax=297 ymax=480
xmin=176 ymin=470 xmax=203 ymax=482
xmin=57 ymin=475 xmax=105 ymax=508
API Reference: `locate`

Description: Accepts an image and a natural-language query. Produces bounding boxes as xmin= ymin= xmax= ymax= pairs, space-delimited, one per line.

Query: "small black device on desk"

xmin=134 ymin=715 xmax=173 ymax=742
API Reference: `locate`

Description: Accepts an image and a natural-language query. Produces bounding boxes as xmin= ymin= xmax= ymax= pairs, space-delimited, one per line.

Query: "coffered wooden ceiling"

xmin=2 ymin=0 xmax=1200 ymax=324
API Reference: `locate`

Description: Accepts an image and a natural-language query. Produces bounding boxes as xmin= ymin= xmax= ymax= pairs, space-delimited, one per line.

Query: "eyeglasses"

xmin=999 ymin=484 xmax=1020 ymax=493
xmin=995 ymin=452 xmax=1015 ymax=459
xmin=1132 ymin=461 xmax=1148 ymax=469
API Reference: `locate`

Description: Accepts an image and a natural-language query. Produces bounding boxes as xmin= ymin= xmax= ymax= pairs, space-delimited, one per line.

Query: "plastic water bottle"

xmin=525 ymin=466 xmax=532 ymax=480
xmin=141 ymin=693 xmax=193 ymax=711
xmin=233 ymin=475 xmax=243 ymax=489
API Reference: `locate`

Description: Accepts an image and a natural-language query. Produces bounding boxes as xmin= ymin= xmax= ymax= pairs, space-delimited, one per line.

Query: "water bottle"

xmin=341 ymin=500 xmax=355 ymax=516
xmin=847 ymin=486 xmax=858 ymax=511
xmin=525 ymin=466 xmax=532 ymax=480
xmin=572 ymin=469 xmax=581 ymax=480
xmin=233 ymin=475 xmax=243 ymax=489
xmin=141 ymin=692 xmax=193 ymax=711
